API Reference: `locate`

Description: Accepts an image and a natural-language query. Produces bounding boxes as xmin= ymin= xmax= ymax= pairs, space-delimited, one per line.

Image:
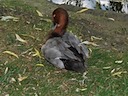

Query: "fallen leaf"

xmin=21 ymin=34 xmax=35 ymax=39
xmin=34 ymin=93 xmax=38 ymax=96
xmin=81 ymin=41 xmax=99 ymax=46
xmin=36 ymin=64 xmax=44 ymax=67
xmin=112 ymin=71 xmax=122 ymax=77
xmin=82 ymin=72 xmax=88 ymax=79
xmin=4 ymin=67 xmax=9 ymax=74
xmin=112 ymin=71 xmax=127 ymax=77
xmin=112 ymin=47 xmax=118 ymax=51
xmin=103 ymin=66 xmax=111 ymax=70
xmin=115 ymin=60 xmax=123 ymax=64
xmin=76 ymin=8 xmax=88 ymax=13
xmin=108 ymin=18 xmax=115 ymax=21
xmin=34 ymin=27 xmax=42 ymax=31
xmin=36 ymin=10 xmax=43 ymax=17
xmin=18 ymin=75 xmax=28 ymax=82
xmin=70 ymin=78 xmax=77 ymax=81
xmin=76 ymin=88 xmax=87 ymax=92
xmin=26 ymin=21 xmax=30 ymax=24
xmin=20 ymin=48 xmax=33 ymax=55
xmin=123 ymin=71 xmax=127 ymax=74
xmin=10 ymin=77 xmax=16 ymax=83
xmin=15 ymin=34 xmax=27 ymax=43
xmin=4 ymin=61 xmax=8 ymax=65
xmin=1 ymin=16 xmax=19 ymax=21
xmin=91 ymin=36 xmax=102 ymax=41
xmin=3 ymin=51 xmax=19 ymax=58
xmin=88 ymin=48 xmax=92 ymax=54
xmin=32 ymin=48 xmax=42 ymax=58
xmin=111 ymin=69 xmax=115 ymax=73
xmin=5 ymin=94 xmax=9 ymax=96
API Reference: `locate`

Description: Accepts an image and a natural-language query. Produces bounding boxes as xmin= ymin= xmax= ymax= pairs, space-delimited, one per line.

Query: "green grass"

xmin=0 ymin=0 xmax=128 ymax=96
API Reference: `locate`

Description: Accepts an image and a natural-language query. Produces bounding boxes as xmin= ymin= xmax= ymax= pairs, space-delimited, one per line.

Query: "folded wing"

xmin=41 ymin=32 xmax=89 ymax=73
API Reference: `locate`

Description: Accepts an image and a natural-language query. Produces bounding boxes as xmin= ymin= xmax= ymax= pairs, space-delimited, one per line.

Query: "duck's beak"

xmin=52 ymin=23 xmax=61 ymax=30
xmin=51 ymin=23 xmax=57 ymax=30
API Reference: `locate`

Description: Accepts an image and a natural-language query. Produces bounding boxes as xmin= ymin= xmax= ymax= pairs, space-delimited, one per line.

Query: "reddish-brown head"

xmin=52 ymin=7 xmax=69 ymax=36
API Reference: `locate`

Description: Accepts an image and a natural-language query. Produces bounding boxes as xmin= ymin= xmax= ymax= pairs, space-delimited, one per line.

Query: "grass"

xmin=0 ymin=0 xmax=128 ymax=96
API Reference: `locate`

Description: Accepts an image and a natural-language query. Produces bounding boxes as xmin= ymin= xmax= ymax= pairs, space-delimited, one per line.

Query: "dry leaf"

xmin=81 ymin=41 xmax=99 ymax=46
xmin=32 ymin=48 xmax=41 ymax=58
xmin=103 ymin=66 xmax=111 ymax=70
xmin=115 ymin=60 xmax=123 ymax=64
xmin=4 ymin=67 xmax=9 ymax=74
xmin=21 ymin=34 xmax=35 ymax=39
xmin=112 ymin=71 xmax=122 ymax=77
xmin=76 ymin=8 xmax=88 ymax=13
xmin=5 ymin=94 xmax=9 ymax=96
xmin=1 ymin=16 xmax=19 ymax=21
xmin=34 ymin=27 xmax=42 ymax=31
xmin=20 ymin=48 xmax=33 ymax=55
xmin=10 ymin=77 xmax=16 ymax=83
xmin=108 ymin=18 xmax=115 ymax=21
xmin=88 ymin=48 xmax=92 ymax=54
xmin=18 ymin=75 xmax=28 ymax=82
xmin=36 ymin=10 xmax=43 ymax=17
xmin=91 ymin=36 xmax=102 ymax=41
xmin=36 ymin=64 xmax=44 ymax=67
xmin=15 ymin=34 xmax=27 ymax=43
xmin=76 ymin=88 xmax=87 ymax=92
xmin=82 ymin=72 xmax=88 ymax=79
xmin=70 ymin=78 xmax=77 ymax=81
xmin=112 ymin=71 xmax=127 ymax=77
xmin=111 ymin=69 xmax=115 ymax=73
xmin=3 ymin=51 xmax=19 ymax=58
xmin=34 ymin=93 xmax=38 ymax=96
xmin=26 ymin=21 xmax=30 ymax=24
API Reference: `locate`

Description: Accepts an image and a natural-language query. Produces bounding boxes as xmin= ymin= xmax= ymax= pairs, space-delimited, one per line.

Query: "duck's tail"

xmin=61 ymin=59 xmax=87 ymax=73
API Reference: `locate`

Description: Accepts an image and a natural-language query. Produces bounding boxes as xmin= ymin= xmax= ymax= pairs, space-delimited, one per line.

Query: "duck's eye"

xmin=57 ymin=24 xmax=60 ymax=27
xmin=53 ymin=14 xmax=56 ymax=18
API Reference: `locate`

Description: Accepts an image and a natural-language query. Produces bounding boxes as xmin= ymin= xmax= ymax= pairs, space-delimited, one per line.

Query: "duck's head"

xmin=52 ymin=7 xmax=69 ymax=36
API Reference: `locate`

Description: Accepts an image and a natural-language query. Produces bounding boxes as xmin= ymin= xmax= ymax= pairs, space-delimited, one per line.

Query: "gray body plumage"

xmin=41 ymin=32 xmax=89 ymax=72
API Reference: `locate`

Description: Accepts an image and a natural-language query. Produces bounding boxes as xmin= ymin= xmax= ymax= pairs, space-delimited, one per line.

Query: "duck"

xmin=41 ymin=7 xmax=89 ymax=73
